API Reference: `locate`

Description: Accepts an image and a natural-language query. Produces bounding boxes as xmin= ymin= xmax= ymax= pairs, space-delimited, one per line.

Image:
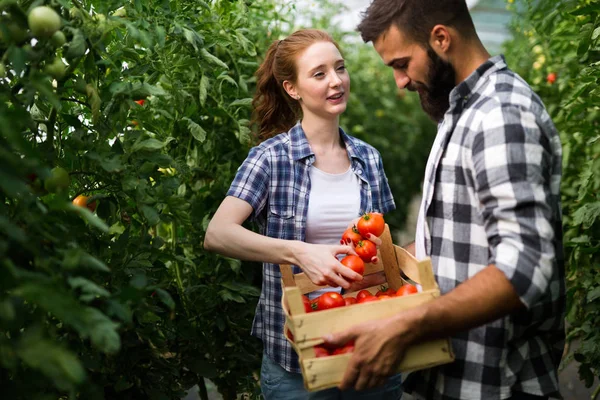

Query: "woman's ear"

xmin=282 ymin=80 xmax=299 ymax=100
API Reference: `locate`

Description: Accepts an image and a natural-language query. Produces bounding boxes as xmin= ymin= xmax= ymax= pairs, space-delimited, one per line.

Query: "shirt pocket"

xmin=266 ymin=200 xmax=296 ymax=240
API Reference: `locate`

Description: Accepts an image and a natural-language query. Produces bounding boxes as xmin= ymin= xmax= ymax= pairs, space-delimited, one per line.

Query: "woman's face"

xmin=284 ymin=41 xmax=350 ymax=119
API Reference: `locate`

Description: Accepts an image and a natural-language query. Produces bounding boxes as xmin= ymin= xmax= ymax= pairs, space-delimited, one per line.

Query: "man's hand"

xmin=322 ymin=312 xmax=416 ymax=391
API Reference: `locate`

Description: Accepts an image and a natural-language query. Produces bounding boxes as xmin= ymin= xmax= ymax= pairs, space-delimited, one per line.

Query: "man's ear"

xmin=429 ymin=24 xmax=452 ymax=55
xmin=282 ymin=80 xmax=297 ymax=100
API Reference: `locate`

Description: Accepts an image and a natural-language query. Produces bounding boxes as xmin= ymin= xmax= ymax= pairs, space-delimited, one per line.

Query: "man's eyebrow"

xmin=386 ymin=56 xmax=410 ymax=67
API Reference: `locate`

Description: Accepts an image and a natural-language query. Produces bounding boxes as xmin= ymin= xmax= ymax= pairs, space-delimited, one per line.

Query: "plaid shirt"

xmin=227 ymin=122 xmax=395 ymax=372
xmin=409 ymin=55 xmax=565 ymax=399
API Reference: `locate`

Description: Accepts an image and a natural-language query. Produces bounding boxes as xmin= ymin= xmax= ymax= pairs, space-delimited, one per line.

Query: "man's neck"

xmin=452 ymin=42 xmax=491 ymax=85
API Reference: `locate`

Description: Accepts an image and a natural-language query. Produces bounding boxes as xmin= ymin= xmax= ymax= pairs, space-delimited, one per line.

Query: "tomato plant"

xmin=355 ymin=240 xmax=377 ymax=263
xmin=340 ymin=254 xmax=365 ymax=275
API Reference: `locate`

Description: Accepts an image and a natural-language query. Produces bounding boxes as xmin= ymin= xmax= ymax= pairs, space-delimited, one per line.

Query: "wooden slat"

xmin=379 ymin=224 xmax=404 ymax=291
xmin=417 ymin=257 xmax=438 ymax=291
xmin=291 ymin=259 xmax=385 ymax=295
xmin=290 ymin=290 xmax=439 ymax=345
xmin=393 ymin=244 xmax=421 ymax=284
xmin=301 ymin=338 xmax=454 ymax=391
xmin=280 ymin=263 xmax=296 ymax=288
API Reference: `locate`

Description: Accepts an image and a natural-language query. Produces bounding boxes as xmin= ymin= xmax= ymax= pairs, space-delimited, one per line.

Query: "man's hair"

xmin=357 ymin=0 xmax=478 ymax=45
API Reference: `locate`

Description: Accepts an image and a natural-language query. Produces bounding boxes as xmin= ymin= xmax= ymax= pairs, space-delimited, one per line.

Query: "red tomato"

xmin=134 ymin=99 xmax=145 ymax=106
xmin=396 ymin=284 xmax=418 ymax=297
xmin=286 ymin=329 xmax=294 ymax=342
xmin=377 ymin=295 xmax=393 ymax=300
xmin=317 ymin=292 xmax=345 ymax=311
xmin=314 ymin=345 xmax=330 ymax=358
xmin=332 ymin=343 xmax=355 ymax=355
xmin=356 ymin=290 xmax=373 ymax=301
xmin=341 ymin=225 xmax=363 ymax=245
xmin=357 ymin=212 xmax=385 ymax=237
xmin=340 ymin=255 xmax=365 ymax=276
xmin=355 ymin=240 xmax=377 ymax=263
xmin=546 ymin=72 xmax=557 ymax=84
xmin=302 ymin=295 xmax=312 ymax=313
xmin=344 ymin=297 xmax=357 ymax=306
xmin=375 ymin=287 xmax=394 ymax=297
xmin=357 ymin=295 xmax=379 ymax=304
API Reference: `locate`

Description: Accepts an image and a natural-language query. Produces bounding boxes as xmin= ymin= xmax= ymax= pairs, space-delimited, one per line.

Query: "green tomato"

xmin=28 ymin=6 xmax=61 ymax=39
xmin=0 ymin=63 xmax=5 ymax=78
xmin=44 ymin=167 xmax=70 ymax=193
xmin=45 ymin=58 xmax=67 ymax=79
xmin=51 ymin=31 xmax=66 ymax=47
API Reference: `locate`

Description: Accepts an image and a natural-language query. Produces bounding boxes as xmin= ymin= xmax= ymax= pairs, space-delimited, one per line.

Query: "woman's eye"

xmin=337 ymin=65 xmax=346 ymax=71
xmin=314 ymin=72 xmax=324 ymax=78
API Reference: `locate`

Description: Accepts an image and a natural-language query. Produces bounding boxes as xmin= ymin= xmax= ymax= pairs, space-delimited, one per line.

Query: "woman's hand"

xmin=292 ymin=242 xmax=363 ymax=289
xmin=342 ymin=217 xmax=383 ymax=264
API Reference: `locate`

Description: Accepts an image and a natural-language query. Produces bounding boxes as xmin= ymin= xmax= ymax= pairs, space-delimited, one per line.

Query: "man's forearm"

xmin=403 ymin=241 xmax=415 ymax=257
xmin=397 ymin=264 xmax=524 ymax=343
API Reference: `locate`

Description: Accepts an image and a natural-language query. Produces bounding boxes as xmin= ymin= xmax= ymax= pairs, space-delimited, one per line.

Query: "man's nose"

xmin=393 ymin=70 xmax=410 ymax=89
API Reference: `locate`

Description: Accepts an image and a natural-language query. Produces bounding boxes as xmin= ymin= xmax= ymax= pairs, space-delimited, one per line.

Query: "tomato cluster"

xmin=287 ymin=283 xmax=419 ymax=357
xmin=340 ymin=212 xmax=385 ymax=265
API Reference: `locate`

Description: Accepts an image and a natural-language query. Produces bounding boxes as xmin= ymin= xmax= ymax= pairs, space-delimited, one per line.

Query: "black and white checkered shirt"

xmin=408 ymin=55 xmax=565 ymax=400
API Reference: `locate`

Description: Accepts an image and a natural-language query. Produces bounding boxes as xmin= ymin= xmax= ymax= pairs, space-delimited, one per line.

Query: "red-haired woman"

xmin=204 ymin=29 xmax=401 ymax=399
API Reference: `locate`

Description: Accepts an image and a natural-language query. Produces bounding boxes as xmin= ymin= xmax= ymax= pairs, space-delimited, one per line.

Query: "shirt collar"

xmin=449 ymin=54 xmax=507 ymax=106
xmin=289 ymin=121 xmax=367 ymax=166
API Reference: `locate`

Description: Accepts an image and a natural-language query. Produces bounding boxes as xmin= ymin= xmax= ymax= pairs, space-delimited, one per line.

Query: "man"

xmin=323 ymin=1 xmax=565 ymax=399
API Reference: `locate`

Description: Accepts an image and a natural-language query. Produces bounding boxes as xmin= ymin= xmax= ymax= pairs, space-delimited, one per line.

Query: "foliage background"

xmin=0 ymin=0 xmax=434 ymax=399
xmin=503 ymin=0 xmax=600 ymax=396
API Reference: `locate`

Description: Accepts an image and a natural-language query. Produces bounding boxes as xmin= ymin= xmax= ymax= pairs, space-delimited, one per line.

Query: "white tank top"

xmin=305 ymin=166 xmax=361 ymax=299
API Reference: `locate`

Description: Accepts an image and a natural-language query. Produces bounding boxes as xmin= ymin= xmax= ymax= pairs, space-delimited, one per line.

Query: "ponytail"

xmin=251 ymin=40 xmax=300 ymax=142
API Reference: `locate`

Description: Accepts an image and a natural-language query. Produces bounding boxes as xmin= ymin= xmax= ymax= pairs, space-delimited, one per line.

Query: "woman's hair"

xmin=252 ymin=29 xmax=341 ymax=141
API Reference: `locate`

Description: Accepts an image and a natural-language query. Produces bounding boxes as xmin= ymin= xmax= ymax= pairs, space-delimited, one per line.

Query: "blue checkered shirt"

xmin=227 ymin=122 xmax=396 ymax=372
xmin=409 ymin=55 xmax=565 ymax=399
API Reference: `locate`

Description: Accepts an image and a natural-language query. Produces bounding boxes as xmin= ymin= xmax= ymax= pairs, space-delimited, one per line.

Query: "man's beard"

xmin=407 ymin=47 xmax=456 ymax=122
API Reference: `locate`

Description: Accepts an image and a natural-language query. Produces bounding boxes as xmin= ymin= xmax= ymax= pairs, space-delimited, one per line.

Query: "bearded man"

xmin=324 ymin=1 xmax=566 ymax=400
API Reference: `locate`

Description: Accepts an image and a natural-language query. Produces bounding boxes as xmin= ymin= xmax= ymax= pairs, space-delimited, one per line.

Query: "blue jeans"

xmin=260 ymin=352 xmax=403 ymax=400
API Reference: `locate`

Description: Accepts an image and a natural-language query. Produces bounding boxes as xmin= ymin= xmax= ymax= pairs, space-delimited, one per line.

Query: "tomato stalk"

xmin=171 ymin=222 xmax=189 ymax=315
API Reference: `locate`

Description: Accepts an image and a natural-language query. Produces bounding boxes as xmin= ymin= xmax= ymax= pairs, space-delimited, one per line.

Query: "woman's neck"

xmin=301 ymin=114 xmax=341 ymax=151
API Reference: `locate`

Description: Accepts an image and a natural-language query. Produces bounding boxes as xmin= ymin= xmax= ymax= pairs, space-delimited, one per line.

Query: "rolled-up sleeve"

xmin=471 ymin=105 xmax=555 ymax=308
xmin=227 ymin=146 xmax=270 ymax=219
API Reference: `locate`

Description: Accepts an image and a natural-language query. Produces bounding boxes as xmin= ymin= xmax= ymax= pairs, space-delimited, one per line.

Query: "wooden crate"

xmin=280 ymin=224 xmax=454 ymax=392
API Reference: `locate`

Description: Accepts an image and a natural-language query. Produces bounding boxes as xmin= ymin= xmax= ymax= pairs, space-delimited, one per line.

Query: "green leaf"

xmin=156 ymin=288 xmax=175 ymax=310
xmin=587 ymin=287 xmax=600 ymax=302
xmin=201 ymin=48 xmax=228 ymax=69
xmin=572 ymin=202 xmax=600 ymax=229
xmin=18 ymin=333 xmax=86 ymax=391
xmin=65 ymin=29 xmax=87 ymax=59
xmin=140 ymin=204 xmax=160 ymax=225
xmin=68 ymin=277 xmax=111 ymax=302
xmin=199 ymin=74 xmax=209 ymax=106
xmin=230 ymin=98 xmax=252 ymax=107
xmin=132 ymin=138 xmax=170 ymax=152
xmin=183 ymin=117 xmax=207 ymax=142
xmin=66 ymin=203 xmax=110 ymax=233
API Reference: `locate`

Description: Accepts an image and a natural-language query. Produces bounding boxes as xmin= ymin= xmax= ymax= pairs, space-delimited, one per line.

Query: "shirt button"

xmin=357 ymin=170 xmax=363 ymax=175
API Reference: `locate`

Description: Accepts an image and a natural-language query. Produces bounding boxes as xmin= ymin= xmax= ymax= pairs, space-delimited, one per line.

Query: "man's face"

xmin=374 ymin=25 xmax=456 ymax=122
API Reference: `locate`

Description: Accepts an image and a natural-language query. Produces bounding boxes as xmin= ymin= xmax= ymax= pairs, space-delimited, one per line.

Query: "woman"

xmin=204 ymin=29 xmax=402 ymax=399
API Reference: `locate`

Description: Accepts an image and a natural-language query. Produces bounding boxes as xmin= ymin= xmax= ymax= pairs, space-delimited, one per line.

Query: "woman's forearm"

xmin=204 ymin=221 xmax=303 ymax=266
